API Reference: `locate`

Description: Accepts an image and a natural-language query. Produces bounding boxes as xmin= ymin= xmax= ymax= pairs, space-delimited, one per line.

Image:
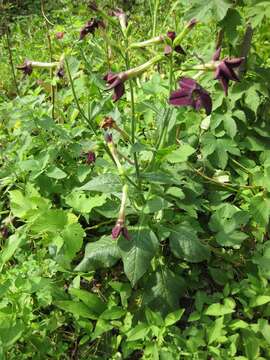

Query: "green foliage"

xmin=1 ymin=0 xmax=270 ymax=358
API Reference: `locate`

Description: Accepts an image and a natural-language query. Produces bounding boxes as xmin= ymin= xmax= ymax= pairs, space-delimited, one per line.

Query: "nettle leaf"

xmin=205 ymin=298 xmax=235 ymax=316
xmin=75 ymin=236 xmax=121 ymax=272
xmin=77 ymin=173 xmax=122 ymax=193
xmin=169 ymin=225 xmax=210 ymax=262
xmin=65 ymin=192 xmax=107 ymax=214
xmin=118 ymin=227 xmax=159 ymax=287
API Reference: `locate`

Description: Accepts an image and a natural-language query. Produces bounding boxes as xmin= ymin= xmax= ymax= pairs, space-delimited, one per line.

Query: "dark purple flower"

xmin=56 ymin=67 xmax=64 ymax=78
xmin=80 ymin=18 xmax=104 ymax=39
xmin=86 ymin=151 xmax=96 ymax=165
xmin=213 ymin=48 xmax=245 ymax=96
xmin=103 ymin=72 xmax=126 ymax=101
xmin=167 ymin=31 xmax=176 ymax=41
xmin=169 ymin=77 xmax=212 ymax=115
xmin=1 ymin=226 xmax=8 ymax=239
xmin=105 ymin=133 xmax=113 ymax=143
xmin=164 ymin=31 xmax=186 ymax=55
xmin=112 ymin=220 xmax=130 ymax=240
xmin=17 ymin=60 xmax=33 ymax=76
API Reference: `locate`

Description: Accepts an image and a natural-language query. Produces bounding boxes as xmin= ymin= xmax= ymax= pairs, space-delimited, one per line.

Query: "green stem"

xmin=152 ymin=0 xmax=160 ymax=37
xmin=125 ymin=47 xmax=142 ymax=193
xmin=6 ymin=28 xmax=20 ymax=96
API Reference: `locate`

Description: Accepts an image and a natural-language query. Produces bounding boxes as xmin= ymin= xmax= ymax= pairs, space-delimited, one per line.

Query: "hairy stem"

xmin=5 ymin=27 xmax=20 ymax=96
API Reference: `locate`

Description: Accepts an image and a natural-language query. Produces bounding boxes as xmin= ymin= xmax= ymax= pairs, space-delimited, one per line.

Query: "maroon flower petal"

xmin=112 ymin=83 xmax=125 ymax=102
xmin=164 ymin=44 xmax=173 ymax=55
xmin=212 ymin=47 xmax=221 ymax=61
xmin=198 ymin=92 xmax=212 ymax=115
xmin=122 ymin=227 xmax=131 ymax=240
xmin=174 ymin=45 xmax=186 ymax=55
xmin=169 ymin=90 xmax=193 ymax=107
xmin=167 ymin=31 xmax=176 ymax=41
xmin=112 ymin=224 xmax=122 ymax=239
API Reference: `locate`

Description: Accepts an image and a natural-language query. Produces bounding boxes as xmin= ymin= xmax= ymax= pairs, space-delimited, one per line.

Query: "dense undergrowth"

xmin=1 ymin=0 xmax=270 ymax=359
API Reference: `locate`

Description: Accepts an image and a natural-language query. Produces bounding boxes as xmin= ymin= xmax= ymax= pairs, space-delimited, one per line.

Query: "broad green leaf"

xmin=207 ymin=317 xmax=224 ymax=344
xmin=75 ymin=236 xmax=121 ymax=272
xmin=205 ymin=299 xmax=235 ymax=316
xmin=118 ymin=227 xmax=159 ymax=287
xmin=127 ymin=323 xmax=150 ymax=341
xmin=258 ymin=319 xmax=270 ymax=345
xmin=169 ymin=225 xmax=210 ymax=262
xmin=77 ymin=173 xmax=122 ymax=193
xmin=92 ymin=319 xmax=113 ymax=340
xmin=143 ymin=266 xmax=185 ymax=314
xmin=46 ymin=166 xmax=67 ymax=179
xmin=0 ymin=231 xmax=26 ymax=271
xmin=100 ymin=306 xmax=126 ymax=320
xmin=69 ymin=288 xmax=106 ymax=315
xmin=55 ymin=301 xmax=98 ymax=319
xmin=165 ymin=144 xmax=196 ymax=163
xmin=165 ymin=309 xmax=185 ymax=327
xmin=0 ymin=320 xmax=24 ymax=348
xmin=250 ymin=295 xmax=270 ymax=308
xmin=58 ymin=222 xmax=85 ymax=265
xmin=65 ymin=192 xmax=107 ymax=214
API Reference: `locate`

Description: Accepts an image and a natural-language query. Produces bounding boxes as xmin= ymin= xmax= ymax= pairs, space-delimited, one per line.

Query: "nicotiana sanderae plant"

xmin=16 ymin=3 xmax=245 ymax=242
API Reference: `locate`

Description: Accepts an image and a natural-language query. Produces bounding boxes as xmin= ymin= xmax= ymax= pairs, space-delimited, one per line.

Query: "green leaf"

xmin=69 ymin=288 xmax=106 ymax=315
xmin=258 ymin=319 xmax=270 ymax=345
xmin=58 ymin=222 xmax=85 ymax=265
xmin=127 ymin=323 xmax=150 ymax=341
xmin=250 ymin=295 xmax=270 ymax=308
xmin=188 ymin=0 xmax=231 ymax=22
xmin=75 ymin=236 xmax=121 ymax=272
xmin=100 ymin=306 xmax=126 ymax=320
xmin=46 ymin=166 xmax=67 ymax=179
xmin=165 ymin=309 xmax=185 ymax=327
xmin=118 ymin=226 xmax=158 ymax=287
xmin=165 ymin=144 xmax=196 ymax=163
xmin=207 ymin=317 xmax=224 ymax=344
xmin=250 ymin=194 xmax=270 ymax=227
xmin=0 ymin=231 xmax=26 ymax=271
xmin=205 ymin=299 xmax=235 ymax=316
xmin=169 ymin=225 xmax=210 ymax=262
xmin=55 ymin=301 xmax=98 ymax=319
xmin=143 ymin=266 xmax=185 ymax=314
xmin=65 ymin=192 xmax=107 ymax=214
xmin=0 ymin=320 xmax=24 ymax=349
xmin=118 ymin=227 xmax=159 ymax=287
xmin=77 ymin=173 xmax=122 ymax=193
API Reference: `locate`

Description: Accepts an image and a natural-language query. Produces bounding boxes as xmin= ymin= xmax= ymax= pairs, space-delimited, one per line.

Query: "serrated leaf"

xmin=118 ymin=227 xmax=159 ymax=287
